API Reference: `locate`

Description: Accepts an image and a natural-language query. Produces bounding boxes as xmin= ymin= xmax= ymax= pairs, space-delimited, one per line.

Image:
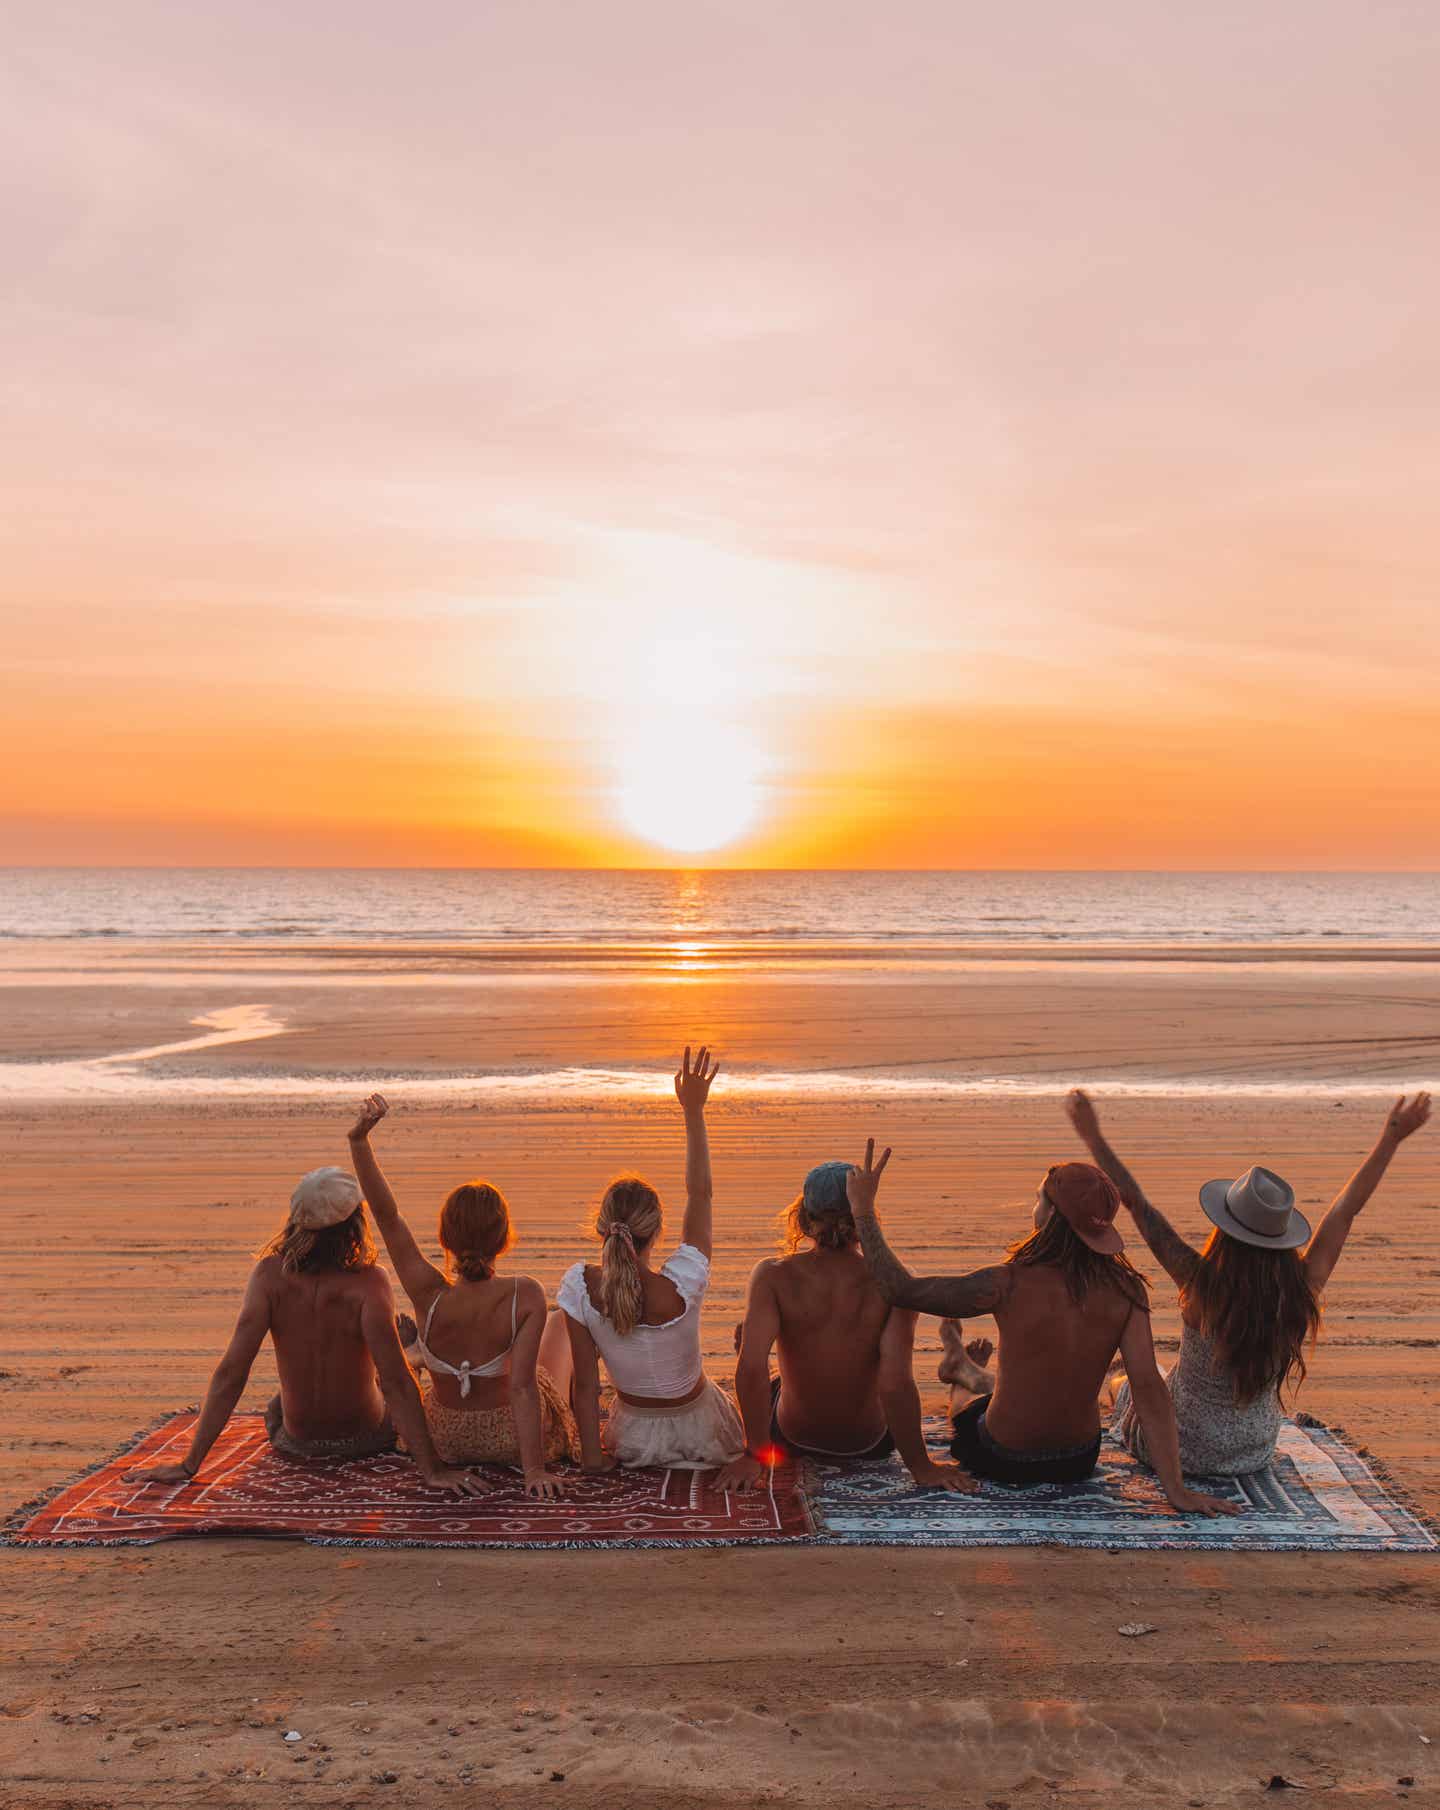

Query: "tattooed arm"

xmin=846 ymin=1139 xmax=1014 ymax=1316
xmin=1065 ymin=1091 xmax=1201 ymax=1290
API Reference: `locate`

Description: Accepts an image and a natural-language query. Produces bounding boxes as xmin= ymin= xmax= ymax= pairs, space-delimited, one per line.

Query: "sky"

xmin=2 ymin=1 xmax=1437 ymax=868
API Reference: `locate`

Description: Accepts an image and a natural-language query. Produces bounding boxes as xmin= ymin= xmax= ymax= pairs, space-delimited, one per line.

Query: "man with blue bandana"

xmin=718 ymin=1160 xmax=971 ymax=1494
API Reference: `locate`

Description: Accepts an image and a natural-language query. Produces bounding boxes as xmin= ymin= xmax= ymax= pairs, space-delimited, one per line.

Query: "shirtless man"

xmin=718 ymin=1160 xmax=969 ymax=1493
xmin=128 ymin=1166 xmax=481 ymax=1494
xmin=848 ymin=1140 xmax=1237 ymax=1516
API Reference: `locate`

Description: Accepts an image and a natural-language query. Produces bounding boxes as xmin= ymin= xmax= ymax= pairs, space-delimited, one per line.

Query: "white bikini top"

xmin=413 ymin=1279 xmax=519 ymax=1397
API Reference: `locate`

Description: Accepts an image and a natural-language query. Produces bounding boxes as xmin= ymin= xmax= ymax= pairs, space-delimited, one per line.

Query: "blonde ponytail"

xmin=595 ymin=1175 xmax=663 ymax=1335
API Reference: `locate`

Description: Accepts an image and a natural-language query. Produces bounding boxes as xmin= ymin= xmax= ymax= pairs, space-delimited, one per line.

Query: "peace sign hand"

xmin=674 ymin=1045 xmax=719 ymax=1115
xmin=845 ymin=1137 xmax=892 ymax=1216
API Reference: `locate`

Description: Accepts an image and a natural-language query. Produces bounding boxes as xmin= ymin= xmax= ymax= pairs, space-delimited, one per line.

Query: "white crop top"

xmin=557 ymin=1244 xmax=710 ymax=1399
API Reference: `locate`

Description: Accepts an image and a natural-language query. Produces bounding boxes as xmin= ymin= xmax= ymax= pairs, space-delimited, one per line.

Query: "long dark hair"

xmin=1007 ymin=1211 xmax=1149 ymax=1309
xmin=1182 ymin=1228 xmax=1322 ymax=1406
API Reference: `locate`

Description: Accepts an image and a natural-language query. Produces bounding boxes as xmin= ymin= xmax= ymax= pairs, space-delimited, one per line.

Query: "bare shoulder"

xmin=251 ymin=1255 xmax=284 ymax=1289
xmin=348 ymin=1262 xmax=395 ymax=1305
xmin=748 ymin=1256 xmax=784 ymax=1289
xmin=512 ymin=1273 xmax=548 ymax=1312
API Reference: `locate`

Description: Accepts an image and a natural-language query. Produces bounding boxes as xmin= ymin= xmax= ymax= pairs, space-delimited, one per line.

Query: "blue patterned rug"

xmin=808 ymin=1416 xmax=1436 ymax=1551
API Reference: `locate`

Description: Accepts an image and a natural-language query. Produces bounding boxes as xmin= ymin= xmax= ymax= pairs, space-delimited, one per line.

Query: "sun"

xmin=617 ymin=729 xmax=764 ymax=854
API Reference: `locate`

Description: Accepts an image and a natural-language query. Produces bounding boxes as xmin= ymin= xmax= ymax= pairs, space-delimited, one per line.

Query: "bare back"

xmin=986 ymin=1261 xmax=1137 ymax=1451
xmin=414 ymin=1273 xmax=531 ymax=1412
xmin=768 ymin=1247 xmax=893 ymax=1450
xmin=263 ymin=1257 xmax=390 ymax=1443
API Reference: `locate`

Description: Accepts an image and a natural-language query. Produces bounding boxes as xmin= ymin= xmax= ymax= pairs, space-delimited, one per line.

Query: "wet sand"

xmin=2 ymin=963 xmax=1438 ymax=1806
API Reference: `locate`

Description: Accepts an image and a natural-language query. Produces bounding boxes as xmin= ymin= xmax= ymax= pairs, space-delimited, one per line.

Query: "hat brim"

xmin=1075 ymin=1221 xmax=1124 ymax=1256
xmin=1198 ymin=1179 xmax=1310 ymax=1251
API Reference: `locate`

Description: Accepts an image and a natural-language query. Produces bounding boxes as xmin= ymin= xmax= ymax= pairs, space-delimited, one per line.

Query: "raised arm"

xmin=847 ymin=1139 xmax=1015 ymax=1317
xmin=673 ymin=1045 xmax=718 ymax=1258
xmin=1304 ymin=1092 xmax=1431 ymax=1293
xmin=358 ymin=1270 xmax=484 ymax=1496
xmin=717 ymin=1260 xmax=784 ymax=1493
xmin=1066 ymin=1090 xmax=1201 ymax=1290
xmin=1117 ymin=1305 xmax=1236 ymax=1518
xmin=346 ymin=1094 xmax=447 ymax=1306
xmin=127 ymin=1263 xmax=273 ymax=1484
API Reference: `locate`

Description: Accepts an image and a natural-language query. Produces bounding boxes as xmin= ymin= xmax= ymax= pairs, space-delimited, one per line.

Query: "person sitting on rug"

xmin=127 ymin=1166 xmax=482 ymax=1494
xmin=718 ymin=1156 xmax=971 ymax=1494
xmin=848 ymin=1139 xmax=1237 ymax=1516
xmin=557 ymin=1045 xmax=745 ymax=1471
xmin=1065 ymin=1087 xmax=1432 ymax=1476
xmin=347 ymin=1095 xmax=578 ymax=1498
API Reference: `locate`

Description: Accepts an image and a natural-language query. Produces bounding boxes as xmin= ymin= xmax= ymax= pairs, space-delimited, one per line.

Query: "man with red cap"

xmin=847 ymin=1141 xmax=1237 ymax=1515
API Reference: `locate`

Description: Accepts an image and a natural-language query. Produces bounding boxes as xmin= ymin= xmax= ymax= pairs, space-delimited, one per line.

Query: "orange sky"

xmin=3 ymin=4 xmax=1437 ymax=868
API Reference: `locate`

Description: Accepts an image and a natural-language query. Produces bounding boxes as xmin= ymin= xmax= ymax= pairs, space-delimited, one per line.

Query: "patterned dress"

xmin=1112 ymin=1321 xmax=1282 ymax=1477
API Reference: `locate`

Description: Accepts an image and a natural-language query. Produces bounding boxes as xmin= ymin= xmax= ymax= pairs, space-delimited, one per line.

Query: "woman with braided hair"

xmin=558 ymin=1046 xmax=745 ymax=1471
xmin=346 ymin=1095 xmax=577 ymax=1497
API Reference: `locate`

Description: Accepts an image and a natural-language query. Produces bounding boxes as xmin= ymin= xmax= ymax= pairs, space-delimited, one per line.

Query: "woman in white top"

xmin=558 ymin=1046 xmax=744 ymax=1471
xmin=347 ymin=1095 xmax=577 ymax=1497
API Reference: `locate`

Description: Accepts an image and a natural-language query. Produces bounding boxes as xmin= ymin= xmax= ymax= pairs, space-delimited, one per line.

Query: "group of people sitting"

xmin=132 ymin=1045 xmax=1431 ymax=1517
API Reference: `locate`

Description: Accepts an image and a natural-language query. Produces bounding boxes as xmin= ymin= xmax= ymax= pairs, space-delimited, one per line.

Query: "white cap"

xmin=289 ymin=1166 xmax=363 ymax=1230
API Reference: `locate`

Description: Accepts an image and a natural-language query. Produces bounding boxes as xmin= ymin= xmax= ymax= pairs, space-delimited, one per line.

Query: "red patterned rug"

xmin=6 ymin=1412 xmax=813 ymax=1549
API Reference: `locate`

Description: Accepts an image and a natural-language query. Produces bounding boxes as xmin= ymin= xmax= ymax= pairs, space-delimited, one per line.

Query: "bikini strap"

xmin=422 ymin=1290 xmax=443 ymax=1346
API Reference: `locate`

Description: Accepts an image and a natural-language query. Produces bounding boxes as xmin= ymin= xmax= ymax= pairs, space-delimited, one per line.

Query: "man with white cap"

xmin=129 ymin=1166 xmax=483 ymax=1493
xmin=848 ymin=1140 xmax=1237 ymax=1513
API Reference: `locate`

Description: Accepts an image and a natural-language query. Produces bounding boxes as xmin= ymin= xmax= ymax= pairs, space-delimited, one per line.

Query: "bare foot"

xmin=965 ymin=1336 xmax=994 ymax=1370
xmin=938 ymin=1320 xmax=991 ymax=1391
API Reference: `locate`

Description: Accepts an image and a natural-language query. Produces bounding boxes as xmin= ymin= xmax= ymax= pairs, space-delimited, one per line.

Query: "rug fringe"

xmin=1 ymin=1405 xmax=199 ymax=1546
xmin=1294 ymin=1410 xmax=1440 ymax=1544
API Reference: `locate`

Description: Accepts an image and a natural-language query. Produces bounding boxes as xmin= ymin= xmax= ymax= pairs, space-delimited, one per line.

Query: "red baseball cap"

xmin=1042 ymin=1162 xmax=1125 ymax=1255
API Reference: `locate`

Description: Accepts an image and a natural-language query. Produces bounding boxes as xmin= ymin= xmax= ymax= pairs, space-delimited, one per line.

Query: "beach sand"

xmin=2 ymin=962 xmax=1438 ymax=1806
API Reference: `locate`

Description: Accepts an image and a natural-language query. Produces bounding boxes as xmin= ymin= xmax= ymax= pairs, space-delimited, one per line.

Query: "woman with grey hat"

xmin=1066 ymin=1089 xmax=1431 ymax=1476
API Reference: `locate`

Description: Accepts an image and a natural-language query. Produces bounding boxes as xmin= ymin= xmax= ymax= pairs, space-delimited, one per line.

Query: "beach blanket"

xmin=5 ymin=1411 xmax=812 ymax=1549
xmin=808 ymin=1415 xmax=1437 ymax=1552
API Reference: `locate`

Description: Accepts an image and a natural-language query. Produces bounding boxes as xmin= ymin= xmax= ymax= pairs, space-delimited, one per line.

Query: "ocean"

xmin=2 ymin=869 xmax=1436 ymax=1102
xmin=1 ymin=867 xmax=1436 ymax=949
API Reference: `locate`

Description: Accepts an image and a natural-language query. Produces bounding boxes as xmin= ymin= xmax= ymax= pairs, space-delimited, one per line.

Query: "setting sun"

xmin=617 ymin=728 xmax=764 ymax=853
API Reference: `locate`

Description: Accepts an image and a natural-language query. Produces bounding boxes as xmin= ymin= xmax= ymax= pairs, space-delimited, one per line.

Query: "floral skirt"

xmin=407 ymin=1366 xmax=579 ymax=1467
xmin=605 ymin=1376 xmax=744 ymax=1470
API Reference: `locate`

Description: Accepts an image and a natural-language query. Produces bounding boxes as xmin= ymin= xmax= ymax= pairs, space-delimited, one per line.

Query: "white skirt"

xmin=605 ymin=1376 xmax=744 ymax=1470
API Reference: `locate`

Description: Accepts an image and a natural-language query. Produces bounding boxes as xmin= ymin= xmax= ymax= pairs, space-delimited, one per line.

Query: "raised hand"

xmin=844 ymin=1138 xmax=891 ymax=1215
xmin=1383 ymin=1092 xmax=1432 ymax=1144
xmin=348 ymin=1092 xmax=389 ymax=1144
xmin=674 ymin=1044 xmax=719 ymax=1114
xmin=1065 ymin=1088 xmax=1102 ymax=1146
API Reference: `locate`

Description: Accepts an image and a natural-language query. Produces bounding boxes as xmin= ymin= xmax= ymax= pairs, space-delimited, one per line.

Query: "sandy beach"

xmin=3 ymin=958 xmax=1438 ymax=1807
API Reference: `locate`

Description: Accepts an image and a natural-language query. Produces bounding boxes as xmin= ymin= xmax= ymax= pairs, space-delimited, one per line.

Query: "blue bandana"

xmin=802 ymin=1160 xmax=855 ymax=1216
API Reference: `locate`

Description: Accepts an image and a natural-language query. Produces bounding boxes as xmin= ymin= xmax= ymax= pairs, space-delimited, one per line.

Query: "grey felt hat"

xmin=1198 ymin=1164 xmax=1310 ymax=1251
